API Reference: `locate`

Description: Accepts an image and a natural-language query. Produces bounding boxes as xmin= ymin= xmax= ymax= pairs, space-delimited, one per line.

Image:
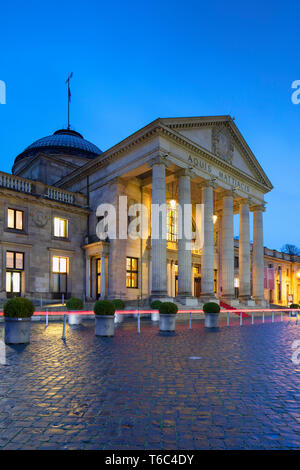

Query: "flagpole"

xmin=66 ymin=72 xmax=73 ymax=130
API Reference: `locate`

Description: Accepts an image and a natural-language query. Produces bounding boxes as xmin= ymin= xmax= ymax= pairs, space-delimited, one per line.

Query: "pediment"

xmin=160 ymin=116 xmax=273 ymax=190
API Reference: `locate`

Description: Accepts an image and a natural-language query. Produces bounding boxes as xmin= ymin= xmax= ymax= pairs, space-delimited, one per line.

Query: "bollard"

xmin=40 ymin=294 xmax=43 ymax=308
xmin=45 ymin=309 xmax=48 ymax=328
xmin=62 ymin=294 xmax=64 ymax=306
xmin=240 ymin=312 xmax=243 ymax=326
xmin=281 ymin=311 xmax=283 ymax=322
xmin=272 ymin=311 xmax=274 ymax=323
xmin=62 ymin=313 xmax=67 ymax=340
xmin=189 ymin=312 xmax=192 ymax=329
xmin=262 ymin=311 xmax=265 ymax=323
xmin=137 ymin=312 xmax=141 ymax=334
xmin=297 ymin=313 xmax=298 ymax=325
xmin=252 ymin=312 xmax=254 ymax=325
xmin=227 ymin=311 xmax=229 ymax=327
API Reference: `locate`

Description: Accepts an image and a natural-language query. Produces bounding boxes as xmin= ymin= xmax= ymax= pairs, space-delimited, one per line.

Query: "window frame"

xmin=7 ymin=208 xmax=24 ymax=231
xmin=53 ymin=217 xmax=69 ymax=239
xmin=126 ymin=257 xmax=138 ymax=289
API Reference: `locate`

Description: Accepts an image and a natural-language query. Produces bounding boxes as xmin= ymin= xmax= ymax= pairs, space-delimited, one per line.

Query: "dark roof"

xmin=14 ymin=129 xmax=102 ymax=165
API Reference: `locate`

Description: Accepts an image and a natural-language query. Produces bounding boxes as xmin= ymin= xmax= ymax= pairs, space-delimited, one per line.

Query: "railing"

xmin=0 ymin=173 xmax=32 ymax=193
xmin=45 ymin=188 xmax=75 ymax=204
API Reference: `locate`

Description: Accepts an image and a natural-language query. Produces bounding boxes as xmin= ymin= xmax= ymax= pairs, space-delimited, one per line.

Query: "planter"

xmin=159 ymin=314 xmax=176 ymax=332
xmin=151 ymin=311 xmax=160 ymax=322
xmin=4 ymin=317 xmax=31 ymax=344
xmin=68 ymin=312 xmax=82 ymax=326
xmin=95 ymin=315 xmax=115 ymax=336
xmin=114 ymin=313 xmax=124 ymax=324
xmin=204 ymin=312 xmax=219 ymax=329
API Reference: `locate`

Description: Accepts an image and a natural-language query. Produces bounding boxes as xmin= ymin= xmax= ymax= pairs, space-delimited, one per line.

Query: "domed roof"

xmin=14 ymin=128 xmax=102 ymax=165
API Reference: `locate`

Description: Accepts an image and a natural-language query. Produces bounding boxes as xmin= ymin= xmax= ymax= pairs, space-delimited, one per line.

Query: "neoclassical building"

xmin=0 ymin=116 xmax=299 ymax=307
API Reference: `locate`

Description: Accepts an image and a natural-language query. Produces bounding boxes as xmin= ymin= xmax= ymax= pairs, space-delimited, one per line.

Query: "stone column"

xmin=85 ymin=256 xmax=91 ymax=299
xmin=200 ymin=181 xmax=215 ymax=300
xmin=221 ymin=192 xmax=234 ymax=300
xmin=252 ymin=204 xmax=265 ymax=304
xmin=101 ymin=253 xmax=106 ymax=298
xmin=239 ymin=199 xmax=251 ymax=301
xmin=150 ymin=156 xmax=168 ymax=299
xmin=176 ymin=169 xmax=195 ymax=304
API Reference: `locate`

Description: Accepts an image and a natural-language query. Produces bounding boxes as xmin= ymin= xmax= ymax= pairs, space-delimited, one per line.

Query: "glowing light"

xmin=297 ymin=271 xmax=300 ymax=278
xmin=234 ymin=277 xmax=239 ymax=288
xmin=212 ymin=214 xmax=217 ymax=224
xmin=169 ymin=199 xmax=176 ymax=209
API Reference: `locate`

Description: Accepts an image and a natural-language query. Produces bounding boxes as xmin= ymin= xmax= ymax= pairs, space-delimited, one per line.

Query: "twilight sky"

xmin=0 ymin=0 xmax=299 ymax=250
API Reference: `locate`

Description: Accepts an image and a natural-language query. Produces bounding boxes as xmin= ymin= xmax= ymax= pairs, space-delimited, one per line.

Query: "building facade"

xmin=1 ymin=116 xmax=299 ymax=306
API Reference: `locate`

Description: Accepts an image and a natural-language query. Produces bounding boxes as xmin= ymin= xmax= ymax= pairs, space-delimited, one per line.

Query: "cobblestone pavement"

xmin=0 ymin=317 xmax=300 ymax=450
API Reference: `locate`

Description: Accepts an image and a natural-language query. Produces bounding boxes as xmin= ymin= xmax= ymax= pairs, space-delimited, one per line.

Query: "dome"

xmin=14 ymin=128 xmax=102 ymax=165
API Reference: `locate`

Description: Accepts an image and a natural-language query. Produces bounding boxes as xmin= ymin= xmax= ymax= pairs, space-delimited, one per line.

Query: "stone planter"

xmin=204 ymin=312 xmax=219 ymax=329
xmin=68 ymin=312 xmax=82 ymax=326
xmin=95 ymin=315 xmax=115 ymax=336
xmin=4 ymin=317 xmax=31 ymax=344
xmin=114 ymin=313 xmax=124 ymax=324
xmin=159 ymin=314 xmax=176 ymax=332
xmin=151 ymin=311 xmax=160 ymax=322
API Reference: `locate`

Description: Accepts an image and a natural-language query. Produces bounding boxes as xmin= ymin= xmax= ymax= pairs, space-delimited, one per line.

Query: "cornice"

xmin=57 ymin=118 xmax=273 ymax=195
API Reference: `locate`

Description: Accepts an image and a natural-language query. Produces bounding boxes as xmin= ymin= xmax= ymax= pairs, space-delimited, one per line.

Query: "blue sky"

xmin=0 ymin=0 xmax=299 ymax=250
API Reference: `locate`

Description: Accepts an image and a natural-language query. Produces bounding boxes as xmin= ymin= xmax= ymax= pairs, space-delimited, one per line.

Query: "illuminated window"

xmin=54 ymin=217 xmax=68 ymax=238
xmin=126 ymin=257 xmax=138 ymax=288
xmin=5 ymin=251 xmax=24 ymax=295
xmin=52 ymin=256 xmax=68 ymax=293
xmin=7 ymin=208 xmax=23 ymax=230
xmin=97 ymin=259 xmax=101 ymax=298
xmin=167 ymin=203 xmax=177 ymax=241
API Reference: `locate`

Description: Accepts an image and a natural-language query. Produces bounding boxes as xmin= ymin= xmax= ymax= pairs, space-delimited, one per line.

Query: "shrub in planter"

xmin=158 ymin=302 xmax=178 ymax=332
xmin=94 ymin=300 xmax=115 ymax=336
xmin=150 ymin=300 xmax=162 ymax=321
xmin=4 ymin=297 xmax=34 ymax=344
xmin=203 ymin=302 xmax=220 ymax=314
xmin=66 ymin=297 xmax=83 ymax=310
xmin=4 ymin=297 xmax=34 ymax=318
xmin=290 ymin=303 xmax=299 ymax=309
xmin=150 ymin=300 xmax=162 ymax=310
xmin=112 ymin=299 xmax=125 ymax=310
xmin=203 ymin=302 xmax=220 ymax=328
xmin=66 ymin=297 xmax=83 ymax=325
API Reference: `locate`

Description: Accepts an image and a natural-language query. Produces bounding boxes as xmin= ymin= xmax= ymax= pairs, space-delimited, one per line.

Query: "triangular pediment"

xmin=160 ymin=116 xmax=273 ymax=190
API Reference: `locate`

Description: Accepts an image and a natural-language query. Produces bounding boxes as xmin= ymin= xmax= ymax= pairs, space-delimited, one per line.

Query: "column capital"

xmin=198 ymin=178 xmax=217 ymax=190
xmin=239 ymin=196 xmax=252 ymax=207
xmin=148 ymin=153 xmax=170 ymax=168
xmin=174 ymin=167 xmax=195 ymax=179
xmin=219 ymin=187 xmax=237 ymax=199
xmin=251 ymin=203 xmax=266 ymax=212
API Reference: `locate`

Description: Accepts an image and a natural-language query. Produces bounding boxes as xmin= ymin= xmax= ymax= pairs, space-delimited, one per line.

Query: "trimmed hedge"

xmin=112 ymin=299 xmax=125 ymax=310
xmin=94 ymin=300 xmax=115 ymax=316
xmin=203 ymin=302 xmax=220 ymax=314
xmin=4 ymin=297 xmax=34 ymax=318
xmin=158 ymin=302 xmax=178 ymax=315
xmin=290 ymin=303 xmax=299 ymax=309
xmin=66 ymin=297 xmax=83 ymax=311
xmin=150 ymin=300 xmax=163 ymax=310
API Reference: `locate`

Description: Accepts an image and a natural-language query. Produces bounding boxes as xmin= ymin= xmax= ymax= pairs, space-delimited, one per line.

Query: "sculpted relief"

xmin=33 ymin=210 xmax=49 ymax=228
xmin=212 ymin=126 xmax=234 ymax=164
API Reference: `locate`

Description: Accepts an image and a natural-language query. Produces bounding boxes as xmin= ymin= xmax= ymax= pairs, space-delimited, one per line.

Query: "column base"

xmin=151 ymin=292 xmax=173 ymax=303
xmin=200 ymin=293 xmax=219 ymax=304
xmin=221 ymin=297 xmax=239 ymax=308
xmin=254 ymin=298 xmax=267 ymax=307
xmin=176 ymin=295 xmax=198 ymax=306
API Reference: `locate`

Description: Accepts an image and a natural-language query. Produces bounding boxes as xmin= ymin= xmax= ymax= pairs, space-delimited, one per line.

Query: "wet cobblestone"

xmin=0 ymin=318 xmax=300 ymax=449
